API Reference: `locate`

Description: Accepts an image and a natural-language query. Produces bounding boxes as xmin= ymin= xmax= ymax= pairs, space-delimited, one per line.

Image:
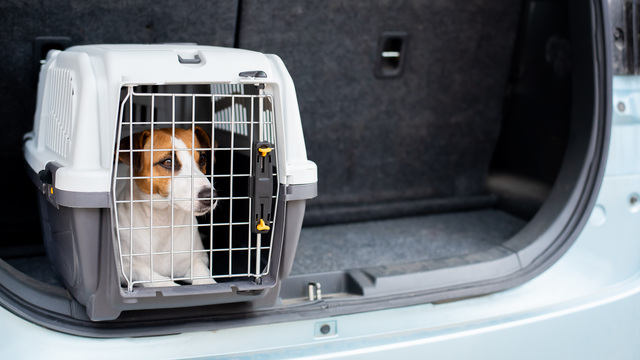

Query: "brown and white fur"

xmin=116 ymin=127 xmax=216 ymax=287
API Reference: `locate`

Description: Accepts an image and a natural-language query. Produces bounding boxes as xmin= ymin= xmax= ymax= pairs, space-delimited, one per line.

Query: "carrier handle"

xmin=177 ymin=54 xmax=202 ymax=64
xmin=239 ymin=70 xmax=267 ymax=78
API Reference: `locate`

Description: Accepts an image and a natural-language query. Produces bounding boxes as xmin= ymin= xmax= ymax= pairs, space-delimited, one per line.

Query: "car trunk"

xmin=0 ymin=0 xmax=609 ymax=336
xmin=241 ymin=0 xmax=606 ymax=300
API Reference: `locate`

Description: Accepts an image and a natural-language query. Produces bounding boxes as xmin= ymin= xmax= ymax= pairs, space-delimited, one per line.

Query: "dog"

xmin=116 ymin=127 xmax=217 ymax=287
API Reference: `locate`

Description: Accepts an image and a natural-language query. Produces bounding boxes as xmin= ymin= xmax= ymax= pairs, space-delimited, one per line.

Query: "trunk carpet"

xmin=5 ymin=256 xmax=64 ymax=287
xmin=291 ymin=209 xmax=526 ymax=275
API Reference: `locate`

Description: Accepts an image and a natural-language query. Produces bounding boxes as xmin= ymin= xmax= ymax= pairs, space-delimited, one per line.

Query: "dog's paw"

xmin=190 ymin=278 xmax=217 ymax=285
xmin=141 ymin=280 xmax=180 ymax=287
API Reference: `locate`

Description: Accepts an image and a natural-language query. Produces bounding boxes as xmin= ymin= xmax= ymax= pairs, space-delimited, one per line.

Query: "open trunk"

xmin=248 ymin=0 xmax=608 ymax=303
xmin=0 ymin=0 xmax=609 ymax=336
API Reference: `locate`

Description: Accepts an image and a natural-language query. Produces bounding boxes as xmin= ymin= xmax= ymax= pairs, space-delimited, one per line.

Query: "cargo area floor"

xmin=4 ymin=256 xmax=64 ymax=287
xmin=290 ymin=209 xmax=526 ymax=275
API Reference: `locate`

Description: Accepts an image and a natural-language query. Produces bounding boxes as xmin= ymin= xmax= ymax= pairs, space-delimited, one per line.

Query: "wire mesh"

xmin=112 ymin=84 xmax=278 ymax=290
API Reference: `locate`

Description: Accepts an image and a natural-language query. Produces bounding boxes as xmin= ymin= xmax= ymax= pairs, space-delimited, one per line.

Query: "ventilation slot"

xmin=44 ymin=68 xmax=74 ymax=157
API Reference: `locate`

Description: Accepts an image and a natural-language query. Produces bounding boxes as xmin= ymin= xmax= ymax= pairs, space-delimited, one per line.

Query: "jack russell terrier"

xmin=116 ymin=127 xmax=217 ymax=287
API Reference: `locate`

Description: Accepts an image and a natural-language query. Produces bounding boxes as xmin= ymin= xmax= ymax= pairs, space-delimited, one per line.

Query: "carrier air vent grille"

xmin=44 ymin=68 xmax=74 ymax=157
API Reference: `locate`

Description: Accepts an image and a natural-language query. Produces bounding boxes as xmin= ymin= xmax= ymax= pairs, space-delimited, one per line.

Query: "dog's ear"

xmin=118 ymin=130 xmax=150 ymax=172
xmin=193 ymin=126 xmax=211 ymax=149
xmin=193 ymin=127 xmax=216 ymax=168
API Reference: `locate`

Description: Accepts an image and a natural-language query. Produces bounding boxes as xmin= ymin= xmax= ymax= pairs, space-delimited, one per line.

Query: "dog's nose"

xmin=197 ymin=187 xmax=216 ymax=206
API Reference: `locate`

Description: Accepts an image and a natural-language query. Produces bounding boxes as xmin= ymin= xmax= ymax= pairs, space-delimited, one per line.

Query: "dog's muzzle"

xmin=194 ymin=187 xmax=218 ymax=216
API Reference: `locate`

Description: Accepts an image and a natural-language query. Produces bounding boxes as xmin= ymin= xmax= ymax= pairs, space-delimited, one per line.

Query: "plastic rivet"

xmin=314 ymin=320 xmax=337 ymax=338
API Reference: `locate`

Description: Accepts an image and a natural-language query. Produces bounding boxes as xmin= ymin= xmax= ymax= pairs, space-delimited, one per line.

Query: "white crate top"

xmin=70 ymin=44 xmax=275 ymax=85
xmin=23 ymin=44 xmax=317 ymax=195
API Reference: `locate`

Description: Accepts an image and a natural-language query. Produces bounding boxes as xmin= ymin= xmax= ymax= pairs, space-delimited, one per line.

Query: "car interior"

xmin=0 ymin=0 xmax=609 ymax=336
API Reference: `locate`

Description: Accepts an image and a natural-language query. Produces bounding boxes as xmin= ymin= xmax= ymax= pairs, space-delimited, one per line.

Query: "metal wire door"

xmin=112 ymin=84 xmax=278 ymax=290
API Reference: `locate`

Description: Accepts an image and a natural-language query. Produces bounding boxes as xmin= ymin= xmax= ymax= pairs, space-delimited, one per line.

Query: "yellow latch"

xmin=256 ymin=219 xmax=271 ymax=231
xmin=258 ymin=147 xmax=273 ymax=157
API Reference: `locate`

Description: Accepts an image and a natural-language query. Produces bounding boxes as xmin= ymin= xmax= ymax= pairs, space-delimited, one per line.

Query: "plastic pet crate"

xmin=23 ymin=44 xmax=317 ymax=320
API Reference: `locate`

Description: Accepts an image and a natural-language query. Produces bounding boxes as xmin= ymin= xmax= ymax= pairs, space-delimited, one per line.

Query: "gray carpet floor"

xmin=290 ymin=209 xmax=526 ymax=275
xmin=5 ymin=256 xmax=64 ymax=287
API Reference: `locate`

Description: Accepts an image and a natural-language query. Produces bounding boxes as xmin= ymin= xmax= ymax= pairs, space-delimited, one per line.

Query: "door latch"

xmin=251 ymin=141 xmax=274 ymax=234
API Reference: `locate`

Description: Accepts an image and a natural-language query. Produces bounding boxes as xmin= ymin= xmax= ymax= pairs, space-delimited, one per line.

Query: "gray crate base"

xmin=37 ymin=189 xmax=289 ymax=321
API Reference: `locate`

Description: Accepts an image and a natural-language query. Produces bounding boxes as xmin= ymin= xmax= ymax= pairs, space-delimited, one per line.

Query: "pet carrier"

xmin=23 ymin=44 xmax=317 ymax=320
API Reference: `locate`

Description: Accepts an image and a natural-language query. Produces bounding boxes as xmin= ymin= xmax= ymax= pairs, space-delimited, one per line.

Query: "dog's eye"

xmin=199 ymin=153 xmax=207 ymax=167
xmin=159 ymin=158 xmax=172 ymax=169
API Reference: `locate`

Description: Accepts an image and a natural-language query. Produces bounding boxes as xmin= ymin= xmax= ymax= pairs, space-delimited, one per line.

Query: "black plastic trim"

xmin=611 ymin=0 xmax=639 ymax=74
